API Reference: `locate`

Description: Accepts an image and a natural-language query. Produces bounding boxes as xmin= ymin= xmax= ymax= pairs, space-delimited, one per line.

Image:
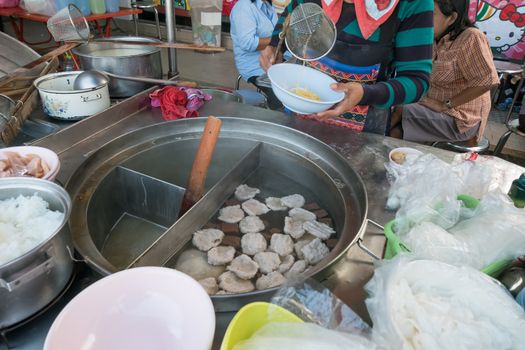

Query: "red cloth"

xmin=322 ymin=0 xmax=344 ymax=23
xmin=354 ymin=0 xmax=399 ymax=40
xmin=149 ymin=86 xmax=198 ymax=121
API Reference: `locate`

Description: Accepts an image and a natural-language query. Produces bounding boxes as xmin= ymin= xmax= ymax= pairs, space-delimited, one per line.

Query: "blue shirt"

xmin=230 ymin=0 xmax=277 ymax=81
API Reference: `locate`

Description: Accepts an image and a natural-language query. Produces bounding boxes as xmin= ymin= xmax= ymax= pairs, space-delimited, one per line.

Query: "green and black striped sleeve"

xmin=360 ymin=0 xmax=434 ymax=108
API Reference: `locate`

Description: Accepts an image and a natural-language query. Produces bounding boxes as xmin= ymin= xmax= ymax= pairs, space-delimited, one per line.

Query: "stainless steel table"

xmin=1 ymin=90 xmax=454 ymax=349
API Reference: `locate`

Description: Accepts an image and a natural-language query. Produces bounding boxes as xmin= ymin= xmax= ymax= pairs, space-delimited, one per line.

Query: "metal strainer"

xmin=283 ymin=3 xmax=337 ymax=61
xmin=47 ymin=4 xmax=90 ymax=43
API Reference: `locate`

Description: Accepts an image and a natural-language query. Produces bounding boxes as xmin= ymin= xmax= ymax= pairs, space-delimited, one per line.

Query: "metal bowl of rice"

xmin=0 ymin=177 xmax=72 ymax=329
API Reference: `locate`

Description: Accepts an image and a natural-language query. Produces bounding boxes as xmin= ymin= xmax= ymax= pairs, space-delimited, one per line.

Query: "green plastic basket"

xmin=384 ymin=194 xmax=513 ymax=277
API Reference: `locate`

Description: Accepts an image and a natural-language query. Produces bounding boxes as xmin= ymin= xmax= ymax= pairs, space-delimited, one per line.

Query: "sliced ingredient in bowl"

xmin=0 ymin=152 xmax=50 ymax=178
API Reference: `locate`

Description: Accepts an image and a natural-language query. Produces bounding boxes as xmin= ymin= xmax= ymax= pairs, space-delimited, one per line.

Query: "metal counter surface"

xmin=2 ymin=94 xmax=455 ymax=349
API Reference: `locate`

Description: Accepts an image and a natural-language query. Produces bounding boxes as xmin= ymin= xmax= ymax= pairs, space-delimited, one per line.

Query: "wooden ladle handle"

xmin=179 ymin=116 xmax=222 ymax=216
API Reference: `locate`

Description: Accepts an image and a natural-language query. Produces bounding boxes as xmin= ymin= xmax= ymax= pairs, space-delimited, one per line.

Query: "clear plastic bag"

xmin=395 ymin=192 xmax=525 ymax=270
xmin=449 ymin=191 xmax=525 ymax=269
xmin=271 ymin=278 xmax=372 ymax=335
xmin=188 ymin=0 xmax=222 ymax=47
xmin=232 ymin=278 xmax=378 ymax=350
xmin=233 ymin=322 xmax=379 ymax=350
xmin=386 ymin=154 xmax=465 ymax=233
xmin=20 ymin=0 xmax=57 ymax=16
xmin=451 ymin=152 xmax=525 ymax=197
xmin=365 ymin=256 xmax=525 ymax=350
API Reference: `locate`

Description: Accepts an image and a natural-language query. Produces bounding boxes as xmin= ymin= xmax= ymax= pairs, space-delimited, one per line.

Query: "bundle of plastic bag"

xmin=386 ymin=154 xmax=465 ymax=232
xmin=365 ymin=256 xmax=525 ymax=350
xmin=398 ymin=192 xmax=525 ymax=270
xmin=271 ymin=278 xmax=372 ymax=335
xmin=452 ymin=152 xmax=525 ymax=198
xmin=233 ymin=322 xmax=379 ymax=350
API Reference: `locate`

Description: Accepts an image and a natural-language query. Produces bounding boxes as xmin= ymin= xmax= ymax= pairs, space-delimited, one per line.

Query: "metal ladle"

xmin=73 ymin=70 xmax=197 ymax=90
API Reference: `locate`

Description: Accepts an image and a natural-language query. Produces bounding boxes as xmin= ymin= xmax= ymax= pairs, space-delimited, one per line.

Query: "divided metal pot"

xmin=65 ymin=117 xmax=368 ymax=312
xmin=0 ymin=178 xmax=73 ymax=329
xmin=72 ymin=37 xmax=163 ymax=98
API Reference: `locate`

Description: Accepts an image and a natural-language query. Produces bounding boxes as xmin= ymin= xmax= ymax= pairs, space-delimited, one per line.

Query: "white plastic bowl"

xmin=268 ymin=63 xmax=345 ymax=114
xmin=44 ymin=267 xmax=216 ymax=350
xmin=0 ymin=146 xmax=60 ymax=181
xmin=389 ymin=147 xmax=424 ymax=169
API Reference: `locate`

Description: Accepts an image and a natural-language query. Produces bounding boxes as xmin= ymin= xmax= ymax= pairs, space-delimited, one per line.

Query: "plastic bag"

xmin=452 ymin=152 xmax=525 ymax=197
xmin=365 ymin=256 xmax=525 ymax=350
xmin=271 ymin=278 xmax=372 ymax=335
xmin=397 ymin=192 xmax=525 ymax=270
xmin=449 ymin=191 xmax=525 ymax=269
xmin=188 ymin=0 xmax=222 ymax=46
xmin=386 ymin=154 xmax=465 ymax=233
xmin=233 ymin=322 xmax=379 ymax=350
xmin=20 ymin=0 xmax=57 ymax=16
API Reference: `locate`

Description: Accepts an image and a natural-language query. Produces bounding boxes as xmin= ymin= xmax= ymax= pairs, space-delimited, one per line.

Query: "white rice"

xmin=0 ymin=194 xmax=64 ymax=266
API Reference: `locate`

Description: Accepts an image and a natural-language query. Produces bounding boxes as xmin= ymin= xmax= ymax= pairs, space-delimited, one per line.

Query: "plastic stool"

xmin=432 ymin=136 xmax=490 ymax=154
xmin=235 ymin=90 xmax=268 ymax=108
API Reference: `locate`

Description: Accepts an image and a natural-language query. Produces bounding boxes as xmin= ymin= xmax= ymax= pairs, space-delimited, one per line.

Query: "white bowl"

xmin=44 ymin=267 xmax=216 ymax=350
xmin=268 ymin=63 xmax=345 ymax=114
xmin=0 ymin=146 xmax=60 ymax=181
xmin=389 ymin=147 xmax=423 ymax=169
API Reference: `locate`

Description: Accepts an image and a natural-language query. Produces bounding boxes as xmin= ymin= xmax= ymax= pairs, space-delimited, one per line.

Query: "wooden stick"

xmin=0 ymin=43 xmax=79 ymax=85
xmin=72 ymin=39 xmax=226 ymax=52
xmin=274 ymin=15 xmax=290 ymax=63
xmin=178 ymin=116 xmax=222 ymax=216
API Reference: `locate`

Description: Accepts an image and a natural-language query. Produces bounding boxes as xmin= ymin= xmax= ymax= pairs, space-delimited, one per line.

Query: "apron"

xmin=303 ymin=5 xmax=399 ymax=134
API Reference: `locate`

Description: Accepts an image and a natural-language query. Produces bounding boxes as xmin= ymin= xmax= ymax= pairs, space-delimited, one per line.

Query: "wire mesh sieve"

xmin=284 ymin=3 xmax=336 ymax=61
xmin=47 ymin=4 xmax=90 ymax=43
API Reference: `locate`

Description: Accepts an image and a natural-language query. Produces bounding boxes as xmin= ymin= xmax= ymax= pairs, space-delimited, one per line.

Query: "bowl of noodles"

xmin=268 ymin=63 xmax=344 ymax=114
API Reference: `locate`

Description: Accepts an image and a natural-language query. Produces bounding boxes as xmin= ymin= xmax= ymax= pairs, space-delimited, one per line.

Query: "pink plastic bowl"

xmin=0 ymin=146 xmax=60 ymax=181
xmin=44 ymin=267 xmax=216 ymax=350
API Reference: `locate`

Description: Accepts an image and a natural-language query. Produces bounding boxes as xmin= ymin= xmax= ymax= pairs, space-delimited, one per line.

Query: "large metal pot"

xmin=72 ymin=36 xmax=163 ymax=98
xmin=0 ymin=178 xmax=73 ymax=329
xmin=65 ymin=117 xmax=368 ymax=312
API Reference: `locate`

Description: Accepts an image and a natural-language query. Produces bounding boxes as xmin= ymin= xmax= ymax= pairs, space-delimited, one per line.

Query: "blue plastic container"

xmin=54 ymin=0 xmax=73 ymax=10
xmin=75 ymin=0 xmax=91 ymax=15
xmin=105 ymin=0 xmax=120 ymax=12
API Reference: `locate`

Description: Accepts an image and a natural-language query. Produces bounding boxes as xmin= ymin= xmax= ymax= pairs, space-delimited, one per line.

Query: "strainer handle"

xmin=273 ymin=15 xmax=291 ymax=63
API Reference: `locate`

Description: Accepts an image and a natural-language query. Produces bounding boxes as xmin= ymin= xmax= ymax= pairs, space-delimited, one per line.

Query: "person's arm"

xmin=421 ymin=85 xmax=494 ymax=112
xmin=422 ymin=29 xmax=500 ymax=113
xmin=317 ymin=0 xmax=434 ymax=118
xmin=230 ymin=1 xmax=262 ymax=53
xmin=257 ymin=37 xmax=272 ymax=50
xmin=260 ymin=0 xmax=302 ymax=70
xmin=360 ymin=0 xmax=434 ymax=108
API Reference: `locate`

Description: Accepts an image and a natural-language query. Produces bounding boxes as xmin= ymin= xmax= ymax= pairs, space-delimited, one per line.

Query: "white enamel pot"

xmin=34 ymin=71 xmax=110 ymax=120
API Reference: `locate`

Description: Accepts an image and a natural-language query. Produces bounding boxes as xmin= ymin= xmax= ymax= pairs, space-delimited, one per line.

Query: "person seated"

xmin=230 ymin=0 xmax=283 ymax=109
xmin=390 ymin=0 xmax=499 ymax=143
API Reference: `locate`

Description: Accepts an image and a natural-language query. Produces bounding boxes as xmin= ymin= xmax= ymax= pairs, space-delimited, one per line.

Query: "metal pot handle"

xmin=356 ymin=219 xmax=384 ymax=261
xmin=81 ymin=94 xmax=102 ymax=103
xmin=0 ymin=252 xmax=55 ymax=292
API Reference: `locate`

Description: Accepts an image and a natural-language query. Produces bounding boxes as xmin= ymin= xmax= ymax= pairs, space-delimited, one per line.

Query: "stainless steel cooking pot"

xmin=72 ymin=36 xmax=162 ymax=98
xmin=65 ymin=117 xmax=369 ymax=312
xmin=0 ymin=178 xmax=72 ymax=329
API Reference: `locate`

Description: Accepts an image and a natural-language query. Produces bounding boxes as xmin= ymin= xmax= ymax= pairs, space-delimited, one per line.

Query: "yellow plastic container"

xmin=220 ymin=302 xmax=303 ymax=350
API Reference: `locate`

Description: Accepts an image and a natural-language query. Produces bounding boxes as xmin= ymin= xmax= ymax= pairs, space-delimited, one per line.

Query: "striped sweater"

xmin=270 ymin=0 xmax=434 ymax=108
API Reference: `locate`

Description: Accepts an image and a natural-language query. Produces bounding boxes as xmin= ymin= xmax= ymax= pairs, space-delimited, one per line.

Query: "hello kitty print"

xmin=476 ymin=0 xmax=525 ymax=61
